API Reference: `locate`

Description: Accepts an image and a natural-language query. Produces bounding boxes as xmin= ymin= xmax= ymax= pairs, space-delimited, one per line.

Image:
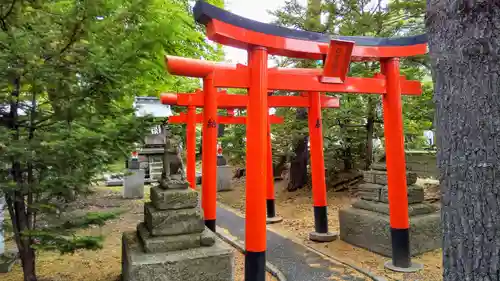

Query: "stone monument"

xmin=122 ymin=138 xmax=234 ymax=281
xmin=339 ymin=164 xmax=441 ymax=257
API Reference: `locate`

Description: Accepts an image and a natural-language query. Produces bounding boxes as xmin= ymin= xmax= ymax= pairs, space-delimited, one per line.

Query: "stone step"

xmin=356 ymin=183 xmax=384 ymax=201
xmin=144 ymin=203 xmax=205 ymax=236
xmin=380 ymin=185 xmax=424 ymax=204
xmin=362 ymin=170 xmax=417 ymax=185
xmin=122 ymin=232 xmax=234 ymax=281
xmin=352 ymin=199 xmax=439 ymax=216
xmin=150 ymin=186 xmax=198 ymax=210
xmin=356 ymin=184 xmax=424 ymax=204
xmin=137 ymin=223 xmax=215 ymax=253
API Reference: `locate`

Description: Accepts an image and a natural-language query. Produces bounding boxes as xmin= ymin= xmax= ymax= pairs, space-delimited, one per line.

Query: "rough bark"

xmin=427 ymin=2 xmax=500 ymax=280
xmin=287 ymin=135 xmax=309 ymax=191
xmin=6 ymin=77 xmax=38 ymax=281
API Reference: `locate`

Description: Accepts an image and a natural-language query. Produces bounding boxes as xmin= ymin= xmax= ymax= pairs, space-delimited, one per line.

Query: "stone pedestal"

xmin=122 ymin=180 xmax=234 ymax=281
xmin=339 ymin=166 xmax=441 ymax=257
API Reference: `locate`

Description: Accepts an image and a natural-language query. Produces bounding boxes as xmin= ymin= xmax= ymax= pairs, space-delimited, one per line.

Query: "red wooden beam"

xmin=205 ymin=19 xmax=427 ymax=61
xmin=165 ymin=55 xmax=422 ymax=95
xmin=161 ymin=91 xmax=340 ymax=108
xmin=169 ymin=113 xmax=284 ymax=124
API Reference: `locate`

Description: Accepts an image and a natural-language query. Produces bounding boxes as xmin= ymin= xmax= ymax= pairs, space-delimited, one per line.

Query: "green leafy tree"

xmin=0 ymin=0 xmax=222 ymax=280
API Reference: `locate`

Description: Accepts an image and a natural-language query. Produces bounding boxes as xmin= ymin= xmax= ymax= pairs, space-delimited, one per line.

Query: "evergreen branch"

xmin=0 ymin=0 xmax=16 ymax=20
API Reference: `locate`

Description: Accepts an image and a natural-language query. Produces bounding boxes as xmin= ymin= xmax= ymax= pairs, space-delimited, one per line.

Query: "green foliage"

xmin=0 ymin=0 xmax=222 ymax=279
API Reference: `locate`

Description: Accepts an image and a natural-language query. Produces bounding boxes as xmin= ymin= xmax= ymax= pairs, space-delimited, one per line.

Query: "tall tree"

xmin=0 ymin=1 xmax=222 ymax=280
xmin=426 ymin=1 xmax=500 ymax=280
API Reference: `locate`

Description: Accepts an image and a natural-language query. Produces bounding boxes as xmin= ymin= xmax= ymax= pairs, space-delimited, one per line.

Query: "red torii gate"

xmin=165 ymin=2 xmax=428 ymax=280
xmin=168 ymin=106 xmax=284 ymax=222
xmin=162 ymin=90 xmax=340 ymax=228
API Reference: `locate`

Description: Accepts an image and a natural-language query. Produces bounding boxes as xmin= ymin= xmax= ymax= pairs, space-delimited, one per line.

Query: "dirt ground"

xmin=217 ymin=176 xmax=443 ymax=281
xmin=2 ymin=186 xmax=275 ymax=281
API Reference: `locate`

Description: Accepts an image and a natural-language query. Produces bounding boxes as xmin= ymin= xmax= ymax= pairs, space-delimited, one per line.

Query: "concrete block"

xmin=352 ymin=199 xmax=439 ymax=216
xmin=144 ymin=203 xmax=204 ymax=236
xmin=380 ymin=185 xmax=425 ymax=204
xmin=137 ymin=223 xmax=203 ymax=253
xmin=150 ymin=187 xmax=198 ymax=210
xmin=122 ymin=232 xmax=234 ymax=281
xmin=357 ymin=183 xmax=383 ymax=201
xmin=217 ymin=165 xmax=233 ymax=192
xmin=123 ymin=169 xmax=145 ymax=199
xmin=339 ymin=207 xmax=441 ymax=257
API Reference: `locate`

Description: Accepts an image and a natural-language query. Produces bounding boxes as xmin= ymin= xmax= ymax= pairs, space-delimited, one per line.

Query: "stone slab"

xmin=352 ymin=199 xmax=439 ymax=216
xmin=150 ymin=186 xmax=198 ymax=210
xmin=123 ymin=169 xmax=145 ymax=199
xmin=357 ymin=183 xmax=383 ymax=201
xmin=158 ymin=179 xmax=190 ymax=190
xmin=363 ymin=170 xmax=418 ymax=185
xmin=138 ymin=223 xmax=203 ymax=253
xmin=144 ymin=203 xmax=204 ymax=236
xmin=122 ymin=232 xmax=234 ymax=281
xmin=217 ymin=165 xmax=233 ymax=192
xmin=380 ymin=185 xmax=425 ymax=204
xmin=339 ymin=207 xmax=441 ymax=257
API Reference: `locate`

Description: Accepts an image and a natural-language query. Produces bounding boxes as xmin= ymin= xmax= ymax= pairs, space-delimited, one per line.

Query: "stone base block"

xmin=150 ymin=186 xmax=198 ymax=210
xmin=309 ymin=231 xmax=338 ymax=242
xmin=144 ymin=203 xmax=205 ymax=236
xmin=138 ymin=223 xmax=207 ymax=253
xmin=339 ymin=207 xmax=441 ymax=257
xmin=357 ymin=183 xmax=383 ymax=201
xmin=122 ymin=232 xmax=234 ymax=281
xmin=363 ymin=170 xmax=417 ymax=185
xmin=352 ymin=199 xmax=438 ymax=216
xmin=380 ymin=185 xmax=424 ymax=204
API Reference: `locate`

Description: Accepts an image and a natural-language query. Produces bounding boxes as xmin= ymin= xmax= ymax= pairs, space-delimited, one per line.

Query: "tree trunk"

xmin=287 ymin=0 xmax=322 ymax=191
xmin=427 ymin=2 xmax=500 ymax=280
xmin=7 ymin=77 xmax=38 ymax=281
xmin=287 ymin=135 xmax=309 ymax=191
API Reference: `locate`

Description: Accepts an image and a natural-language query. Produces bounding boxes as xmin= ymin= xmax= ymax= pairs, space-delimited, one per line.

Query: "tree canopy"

xmin=0 ymin=0 xmax=222 ymax=280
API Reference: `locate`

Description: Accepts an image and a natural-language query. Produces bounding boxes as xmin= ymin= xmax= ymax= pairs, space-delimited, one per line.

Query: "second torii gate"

xmin=161 ymin=90 xmax=340 ymax=238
